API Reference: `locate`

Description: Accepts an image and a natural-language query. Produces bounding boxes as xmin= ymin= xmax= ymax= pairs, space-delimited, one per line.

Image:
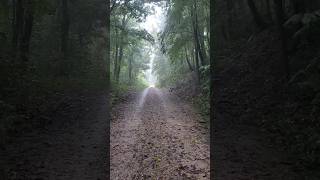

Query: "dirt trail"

xmin=111 ymin=87 xmax=210 ymax=179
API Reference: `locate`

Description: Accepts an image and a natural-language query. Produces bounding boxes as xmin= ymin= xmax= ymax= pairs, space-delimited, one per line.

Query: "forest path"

xmin=111 ymin=87 xmax=210 ymax=179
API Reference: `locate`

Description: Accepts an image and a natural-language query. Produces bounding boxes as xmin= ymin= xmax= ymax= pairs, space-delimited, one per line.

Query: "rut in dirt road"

xmin=111 ymin=88 xmax=210 ymax=179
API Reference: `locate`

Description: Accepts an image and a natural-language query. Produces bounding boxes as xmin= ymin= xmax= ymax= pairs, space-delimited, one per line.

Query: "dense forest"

xmin=109 ymin=0 xmax=154 ymax=95
xmin=0 ymin=0 xmax=109 ymax=179
xmin=109 ymin=0 xmax=210 ymax=117
xmin=0 ymin=0 xmax=108 ymax=130
xmin=110 ymin=2 xmax=211 ymax=179
xmin=0 ymin=0 xmax=211 ymax=179
xmin=154 ymin=0 xmax=210 ymax=116
xmin=1 ymin=0 xmax=320 ymax=179
xmin=213 ymin=0 xmax=320 ymax=178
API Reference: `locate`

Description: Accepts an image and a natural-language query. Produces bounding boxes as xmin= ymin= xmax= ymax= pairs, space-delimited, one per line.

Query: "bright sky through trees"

xmin=141 ymin=4 xmax=164 ymax=33
xmin=140 ymin=4 xmax=165 ymax=86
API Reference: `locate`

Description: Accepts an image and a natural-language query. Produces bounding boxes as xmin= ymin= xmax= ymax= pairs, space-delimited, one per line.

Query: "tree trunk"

xmin=114 ymin=28 xmax=119 ymax=80
xmin=103 ymin=1 xmax=110 ymax=176
xmin=210 ymin=0 xmax=215 ymax=147
xmin=61 ymin=0 xmax=69 ymax=58
xmin=192 ymin=0 xmax=206 ymax=66
xmin=226 ymin=0 xmax=234 ymax=39
xmin=11 ymin=0 xmax=34 ymax=109
xmin=191 ymin=46 xmax=195 ymax=68
xmin=115 ymin=15 xmax=127 ymax=82
xmin=274 ymin=0 xmax=290 ymax=79
xmin=12 ymin=0 xmax=17 ymax=50
xmin=106 ymin=0 xmax=110 ymax=89
xmin=19 ymin=0 xmax=33 ymax=62
xmin=199 ymin=25 xmax=208 ymax=64
xmin=194 ymin=46 xmax=200 ymax=84
xmin=12 ymin=0 xmax=23 ymax=53
xmin=205 ymin=6 xmax=210 ymax=46
xmin=185 ymin=47 xmax=193 ymax=71
xmin=11 ymin=0 xmax=33 ymax=62
xmin=247 ymin=0 xmax=267 ymax=29
xmin=116 ymin=44 xmax=123 ymax=82
xmin=128 ymin=56 xmax=133 ymax=84
xmin=266 ymin=0 xmax=273 ymax=23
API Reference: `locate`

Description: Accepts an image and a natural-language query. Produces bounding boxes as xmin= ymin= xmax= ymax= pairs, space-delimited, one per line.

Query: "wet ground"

xmin=111 ymin=87 xmax=210 ymax=179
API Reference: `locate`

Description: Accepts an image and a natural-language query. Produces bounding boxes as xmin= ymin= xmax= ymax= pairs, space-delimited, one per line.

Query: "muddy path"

xmin=111 ymin=87 xmax=210 ymax=179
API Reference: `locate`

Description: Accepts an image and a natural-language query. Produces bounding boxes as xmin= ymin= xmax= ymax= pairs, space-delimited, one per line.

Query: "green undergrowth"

xmin=167 ymin=72 xmax=210 ymax=124
xmin=110 ymin=77 xmax=148 ymax=105
xmin=190 ymin=92 xmax=210 ymax=123
xmin=186 ymin=70 xmax=210 ymax=124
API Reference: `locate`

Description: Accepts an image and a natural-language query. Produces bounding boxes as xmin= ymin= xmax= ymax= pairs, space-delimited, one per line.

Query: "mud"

xmin=111 ymin=88 xmax=210 ymax=179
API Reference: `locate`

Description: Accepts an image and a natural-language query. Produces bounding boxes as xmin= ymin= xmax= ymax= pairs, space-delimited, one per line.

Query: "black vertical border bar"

xmin=106 ymin=0 xmax=111 ymax=179
xmin=210 ymin=0 xmax=215 ymax=179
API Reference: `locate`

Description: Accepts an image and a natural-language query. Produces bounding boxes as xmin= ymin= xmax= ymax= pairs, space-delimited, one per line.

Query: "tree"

xmin=110 ymin=0 xmax=154 ymax=85
xmin=274 ymin=0 xmax=289 ymax=79
xmin=11 ymin=0 xmax=34 ymax=62
xmin=158 ymin=0 xmax=209 ymax=86
xmin=60 ymin=0 xmax=69 ymax=59
xmin=247 ymin=0 xmax=267 ymax=29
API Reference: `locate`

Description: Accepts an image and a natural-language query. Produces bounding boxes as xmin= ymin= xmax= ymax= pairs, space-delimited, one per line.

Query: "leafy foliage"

xmin=152 ymin=0 xmax=210 ymax=120
xmin=214 ymin=0 xmax=320 ymax=176
xmin=0 ymin=0 xmax=108 ymax=149
xmin=110 ymin=0 xmax=155 ymax=91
